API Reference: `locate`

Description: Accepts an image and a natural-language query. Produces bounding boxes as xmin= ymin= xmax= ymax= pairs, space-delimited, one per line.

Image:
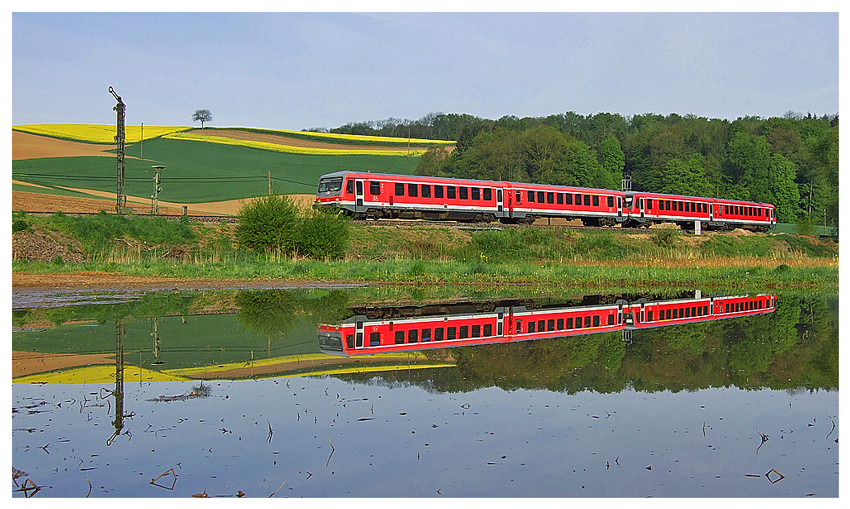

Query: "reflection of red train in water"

xmin=318 ymin=293 xmax=777 ymax=356
xmin=315 ymin=171 xmax=776 ymax=231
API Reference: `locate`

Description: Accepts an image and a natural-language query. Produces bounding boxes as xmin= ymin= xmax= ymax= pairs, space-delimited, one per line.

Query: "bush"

xmin=12 ymin=219 xmax=30 ymax=233
xmin=236 ymin=195 xmax=300 ymax=252
xmin=296 ymin=210 xmax=350 ymax=260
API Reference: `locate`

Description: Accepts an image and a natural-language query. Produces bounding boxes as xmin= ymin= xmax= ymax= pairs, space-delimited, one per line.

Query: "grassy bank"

xmin=12 ymin=212 xmax=838 ymax=291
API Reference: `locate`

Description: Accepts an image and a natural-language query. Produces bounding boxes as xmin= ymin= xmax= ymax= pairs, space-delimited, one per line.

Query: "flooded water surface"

xmin=12 ymin=288 xmax=838 ymax=497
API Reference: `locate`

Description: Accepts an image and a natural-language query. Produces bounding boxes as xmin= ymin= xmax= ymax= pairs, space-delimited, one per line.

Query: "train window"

xmin=408 ymin=183 xmax=418 ymax=197
xmin=608 ymin=314 xmax=615 ymax=325
xmin=369 ymin=332 xmax=381 ymax=346
xmin=471 ymin=187 xmax=480 ymax=200
xmin=528 ymin=190 xmax=535 ymax=202
xmin=565 ymin=193 xmax=573 ymax=205
xmin=583 ymin=195 xmax=591 ymax=206
xmin=395 ymin=331 xmax=404 ymax=344
xmin=684 ymin=202 xmax=690 ymax=212
xmin=608 ymin=196 xmax=615 ymax=207
xmin=584 ymin=316 xmax=591 ymax=327
xmin=408 ymin=330 xmax=418 ymax=343
xmin=566 ymin=317 xmax=574 ymax=329
xmin=447 ymin=186 xmax=456 ymax=199
xmin=557 ymin=193 xmax=564 ymax=205
xmin=435 ymin=185 xmax=444 ymax=199
xmin=483 ymin=323 xmax=493 ymax=336
xmin=557 ymin=318 xmax=564 ymax=330
xmin=547 ymin=319 xmax=555 ymax=331
xmin=575 ymin=318 xmax=583 ymax=329
xmin=422 ymin=328 xmax=431 ymax=342
xmin=547 ymin=192 xmax=554 ymax=204
xmin=346 ymin=180 xmax=354 ymax=194
xmin=703 ymin=305 xmax=709 ymax=315
xmin=459 ymin=187 xmax=469 ymax=200
xmin=369 ymin=181 xmax=380 ymax=195
xmin=665 ymin=200 xmax=671 ymax=210
xmin=395 ymin=183 xmax=404 ymax=196
xmin=516 ymin=191 xmax=522 ymax=202
xmin=593 ymin=315 xmax=600 ymax=327
xmin=538 ymin=319 xmax=545 ymax=331
xmin=435 ymin=328 xmax=444 ymax=341
xmin=593 ymin=195 xmax=600 ymax=207
xmin=575 ymin=193 xmax=582 ymax=205
xmin=685 ymin=307 xmax=690 ymax=318
xmin=471 ymin=325 xmax=481 ymax=337
xmin=447 ymin=327 xmax=457 ymax=340
xmin=355 ymin=332 xmax=363 ymax=348
xmin=483 ymin=188 xmax=492 ymax=201
xmin=647 ymin=311 xmax=653 ymax=322
xmin=528 ymin=321 xmax=536 ymax=333
xmin=538 ymin=191 xmax=545 ymax=203
xmin=673 ymin=308 xmax=678 ymax=319
xmin=460 ymin=326 xmax=469 ymax=339
xmin=421 ymin=184 xmax=431 ymax=198
xmin=516 ymin=322 xmax=522 ymax=334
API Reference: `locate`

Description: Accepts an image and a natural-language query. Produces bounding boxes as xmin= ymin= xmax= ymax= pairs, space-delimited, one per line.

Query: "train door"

xmin=617 ymin=197 xmax=623 ymax=220
xmin=354 ymin=318 xmax=364 ymax=349
xmin=497 ymin=311 xmax=505 ymax=337
xmin=354 ymin=179 xmax=365 ymax=214
xmin=638 ymin=198 xmax=645 ymax=219
xmin=496 ymin=189 xmax=504 ymax=215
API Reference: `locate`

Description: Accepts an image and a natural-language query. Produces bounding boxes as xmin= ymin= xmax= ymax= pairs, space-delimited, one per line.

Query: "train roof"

xmin=318 ymin=171 xmax=622 ymax=194
xmin=628 ymin=190 xmax=774 ymax=207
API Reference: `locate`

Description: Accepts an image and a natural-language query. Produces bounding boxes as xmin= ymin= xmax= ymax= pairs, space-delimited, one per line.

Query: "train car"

xmin=508 ymin=182 xmax=625 ymax=225
xmin=318 ymin=294 xmax=776 ymax=356
xmin=315 ymin=171 xmax=506 ymax=222
xmin=625 ymin=191 xmax=775 ymax=231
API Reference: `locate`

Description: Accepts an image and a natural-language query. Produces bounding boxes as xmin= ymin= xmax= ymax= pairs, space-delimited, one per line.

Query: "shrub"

xmin=12 ymin=219 xmax=30 ymax=233
xmin=296 ymin=210 xmax=350 ymax=260
xmin=651 ymin=229 xmax=679 ymax=248
xmin=236 ymin=195 xmax=300 ymax=252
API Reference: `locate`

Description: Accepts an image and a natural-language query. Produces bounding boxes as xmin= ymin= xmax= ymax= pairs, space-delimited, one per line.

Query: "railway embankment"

xmin=11 ymin=213 xmax=838 ymax=291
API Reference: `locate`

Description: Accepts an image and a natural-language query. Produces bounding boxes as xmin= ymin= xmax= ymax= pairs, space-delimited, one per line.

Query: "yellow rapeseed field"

xmin=13 ymin=124 xmax=191 ymax=143
xmin=252 ymin=127 xmax=455 ymax=145
xmin=164 ymin=131 xmax=428 ymax=156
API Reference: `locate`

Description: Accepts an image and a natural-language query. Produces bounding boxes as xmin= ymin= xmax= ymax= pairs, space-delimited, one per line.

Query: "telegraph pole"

xmin=151 ymin=165 xmax=165 ymax=215
xmin=109 ymin=86 xmax=126 ymax=214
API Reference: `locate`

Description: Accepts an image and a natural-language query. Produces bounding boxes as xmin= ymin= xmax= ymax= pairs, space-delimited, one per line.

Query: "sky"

xmin=10 ymin=9 xmax=840 ymax=131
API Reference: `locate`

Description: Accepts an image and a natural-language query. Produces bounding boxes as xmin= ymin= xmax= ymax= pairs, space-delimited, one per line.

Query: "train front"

xmin=313 ymin=171 xmax=348 ymax=213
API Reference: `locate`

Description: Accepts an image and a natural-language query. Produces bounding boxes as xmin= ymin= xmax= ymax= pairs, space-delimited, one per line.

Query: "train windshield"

xmin=318 ymin=177 xmax=344 ymax=196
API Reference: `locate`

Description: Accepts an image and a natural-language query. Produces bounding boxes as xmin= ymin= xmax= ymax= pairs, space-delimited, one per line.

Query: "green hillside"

xmin=12 ymin=136 xmax=421 ymax=203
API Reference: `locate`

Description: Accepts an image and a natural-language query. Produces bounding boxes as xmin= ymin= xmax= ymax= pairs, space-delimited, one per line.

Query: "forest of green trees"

xmin=324 ymin=111 xmax=838 ymax=227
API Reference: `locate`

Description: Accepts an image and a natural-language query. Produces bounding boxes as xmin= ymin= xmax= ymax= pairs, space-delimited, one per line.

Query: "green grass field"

xmin=13 ymin=136 xmax=421 ymax=202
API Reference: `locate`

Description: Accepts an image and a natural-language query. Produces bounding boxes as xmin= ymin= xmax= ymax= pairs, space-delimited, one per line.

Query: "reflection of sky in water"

xmin=13 ymin=377 xmax=838 ymax=497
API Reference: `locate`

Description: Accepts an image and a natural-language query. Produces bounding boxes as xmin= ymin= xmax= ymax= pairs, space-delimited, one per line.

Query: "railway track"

xmin=22 ymin=211 xmax=239 ymax=223
xmin=19 ymin=211 xmax=756 ymax=235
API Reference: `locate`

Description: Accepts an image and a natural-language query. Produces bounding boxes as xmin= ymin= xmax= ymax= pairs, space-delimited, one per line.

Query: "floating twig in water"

xmin=269 ymin=480 xmax=286 ymax=497
xmin=826 ymin=413 xmax=836 ymax=440
xmin=267 ymin=420 xmax=273 ymax=443
xmin=756 ymin=428 xmax=769 ymax=454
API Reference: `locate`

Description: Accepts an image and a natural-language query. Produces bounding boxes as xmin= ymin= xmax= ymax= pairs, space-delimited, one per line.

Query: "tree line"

xmin=322 ymin=111 xmax=838 ymax=226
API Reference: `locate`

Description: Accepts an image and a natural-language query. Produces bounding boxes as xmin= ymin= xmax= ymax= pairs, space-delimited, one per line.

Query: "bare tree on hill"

xmin=192 ymin=109 xmax=213 ymax=129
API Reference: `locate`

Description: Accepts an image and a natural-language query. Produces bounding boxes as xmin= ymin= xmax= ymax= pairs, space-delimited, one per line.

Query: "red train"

xmin=314 ymin=171 xmax=776 ymax=231
xmin=317 ymin=293 xmax=777 ymax=356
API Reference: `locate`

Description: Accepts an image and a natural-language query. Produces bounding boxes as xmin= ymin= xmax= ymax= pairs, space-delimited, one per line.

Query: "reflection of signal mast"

xmin=106 ymin=320 xmax=126 ymax=446
xmin=318 ymin=293 xmax=777 ymax=356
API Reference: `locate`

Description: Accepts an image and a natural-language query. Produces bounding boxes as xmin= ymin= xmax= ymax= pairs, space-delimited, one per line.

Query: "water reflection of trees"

xmin=346 ymin=296 xmax=837 ymax=393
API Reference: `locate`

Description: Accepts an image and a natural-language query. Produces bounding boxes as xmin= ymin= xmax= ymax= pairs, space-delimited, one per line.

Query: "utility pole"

xmin=151 ymin=165 xmax=165 ymax=215
xmin=109 ymin=86 xmax=126 ymax=214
